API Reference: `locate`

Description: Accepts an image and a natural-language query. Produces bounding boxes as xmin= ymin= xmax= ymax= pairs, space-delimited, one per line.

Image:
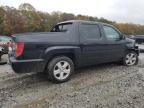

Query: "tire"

xmin=123 ymin=51 xmax=138 ymax=66
xmin=47 ymin=56 xmax=74 ymax=83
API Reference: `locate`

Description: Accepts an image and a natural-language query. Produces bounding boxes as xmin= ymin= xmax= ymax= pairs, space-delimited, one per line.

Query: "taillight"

xmin=15 ymin=42 xmax=24 ymax=57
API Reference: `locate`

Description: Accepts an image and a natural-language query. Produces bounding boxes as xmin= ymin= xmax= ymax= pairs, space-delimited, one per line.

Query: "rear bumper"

xmin=9 ymin=57 xmax=46 ymax=73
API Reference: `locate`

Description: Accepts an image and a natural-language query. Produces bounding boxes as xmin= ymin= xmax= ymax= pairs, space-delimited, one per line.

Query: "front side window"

xmin=103 ymin=26 xmax=121 ymax=41
xmin=51 ymin=23 xmax=72 ymax=32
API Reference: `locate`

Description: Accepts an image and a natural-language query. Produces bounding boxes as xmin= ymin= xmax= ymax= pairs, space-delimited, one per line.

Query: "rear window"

xmin=51 ymin=23 xmax=73 ymax=32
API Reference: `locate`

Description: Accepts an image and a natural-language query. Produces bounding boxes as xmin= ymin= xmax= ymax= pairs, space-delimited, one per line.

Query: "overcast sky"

xmin=1 ymin=0 xmax=144 ymax=24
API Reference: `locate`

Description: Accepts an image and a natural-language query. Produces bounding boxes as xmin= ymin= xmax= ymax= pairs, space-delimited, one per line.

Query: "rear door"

xmin=102 ymin=25 xmax=126 ymax=61
xmin=79 ymin=23 xmax=108 ymax=66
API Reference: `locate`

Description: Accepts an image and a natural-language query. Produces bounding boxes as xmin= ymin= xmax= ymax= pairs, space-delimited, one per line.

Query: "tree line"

xmin=0 ymin=3 xmax=144 ymax=36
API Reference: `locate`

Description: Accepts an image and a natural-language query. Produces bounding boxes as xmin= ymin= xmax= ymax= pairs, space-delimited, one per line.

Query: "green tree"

xmin=60 ymin=13 xmax=75 ymax=21
xmin=19 ymin=3 xmax=36 ymax=11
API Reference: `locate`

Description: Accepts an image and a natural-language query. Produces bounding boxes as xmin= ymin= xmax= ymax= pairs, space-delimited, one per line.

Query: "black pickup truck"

xmin=9 ymin=20 xmax=139 ymax=83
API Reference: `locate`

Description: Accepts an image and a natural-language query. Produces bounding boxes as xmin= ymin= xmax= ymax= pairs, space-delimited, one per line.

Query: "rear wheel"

xmin=47 ymin=56 xmax=74 ymax=83
xmin=123 ymin=51 xmax=138 ymax=66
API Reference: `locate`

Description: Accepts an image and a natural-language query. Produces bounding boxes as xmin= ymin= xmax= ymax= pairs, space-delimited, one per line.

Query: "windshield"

xmin=51 ymin=23 xmax=73 ymax=32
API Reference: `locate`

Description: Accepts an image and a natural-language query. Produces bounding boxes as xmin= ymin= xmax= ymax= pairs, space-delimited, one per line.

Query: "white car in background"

xmin=0 ymin=36 xmax=12 ymax=54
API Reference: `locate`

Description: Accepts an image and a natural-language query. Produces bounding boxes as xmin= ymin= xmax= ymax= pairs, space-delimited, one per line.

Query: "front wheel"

xmin=123 ymin=51 xmax=138 ymax=66
xmin=47 ymin=56 xmax=74 ymax=83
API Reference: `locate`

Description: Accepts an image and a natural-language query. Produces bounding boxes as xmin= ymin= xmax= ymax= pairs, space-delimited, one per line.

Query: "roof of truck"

xmin=58 ymin=20 xmax=99 ymax=24
xmin=58 ymin=20 xmax=112 ymax=26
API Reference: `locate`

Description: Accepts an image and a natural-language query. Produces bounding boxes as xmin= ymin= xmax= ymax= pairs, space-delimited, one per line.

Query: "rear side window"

xmin=51 ymin=23 xmax=73 ymax=32
xmin=80 ymin=24 xmax=101 ymax=40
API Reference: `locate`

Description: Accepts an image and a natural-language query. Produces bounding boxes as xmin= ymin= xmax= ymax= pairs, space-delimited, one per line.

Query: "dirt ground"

xmin=0 ymin=54 xmax=144 ymax=108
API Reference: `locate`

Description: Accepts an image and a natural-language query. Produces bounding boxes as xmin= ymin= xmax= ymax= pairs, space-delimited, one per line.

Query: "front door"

xmin=102 ymin=25 xmax=126 ymax=62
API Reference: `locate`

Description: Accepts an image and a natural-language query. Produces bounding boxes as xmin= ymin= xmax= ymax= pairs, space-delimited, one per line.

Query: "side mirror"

xmin=123 ymin=35 xmax=126 ymax=39
xmin=120 ymin=34 xmax=125 ymax=40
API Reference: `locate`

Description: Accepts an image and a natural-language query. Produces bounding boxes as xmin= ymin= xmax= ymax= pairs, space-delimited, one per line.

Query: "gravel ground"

xmin=0 ymin=54 xmax=144 ymax=108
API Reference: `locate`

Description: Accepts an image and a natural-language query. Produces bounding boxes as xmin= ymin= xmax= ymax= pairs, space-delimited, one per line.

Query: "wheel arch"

xmin=127 ymin=47 xmax=139 ymax=56
xmin=43 ymin=46 xmax=81 ymax=69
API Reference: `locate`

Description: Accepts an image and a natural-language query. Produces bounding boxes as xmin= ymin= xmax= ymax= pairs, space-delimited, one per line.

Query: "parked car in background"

xmin=129 ymin=35 xmax=144 ymax=44
xmin=0 ymin=46 xmax=7 ymax=64
xmin=0 ymin=36 xmax=12 ymax=54
xmin=0 ymin=46 xmax=4 ymax=60
xmin=128 ymin=35 xmax=144 ymax=52
xmin=9 ymin=20 xmax=139 ymax=83
xmin=0 ymin=46 xmax=4 ymax=62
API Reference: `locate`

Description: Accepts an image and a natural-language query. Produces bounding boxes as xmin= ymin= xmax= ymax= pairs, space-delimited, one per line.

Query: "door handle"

xmin=36 ymin=45 xmax=44 ymax=48
xmin=82 ymin=43 xmax=87 ymax=45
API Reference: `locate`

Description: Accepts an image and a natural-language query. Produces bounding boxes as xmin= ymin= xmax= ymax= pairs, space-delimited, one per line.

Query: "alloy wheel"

xmin=125 ymin=53 xmax=137 ymax=66
xmin=53 ymin=61 xmax=71 ymax=80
